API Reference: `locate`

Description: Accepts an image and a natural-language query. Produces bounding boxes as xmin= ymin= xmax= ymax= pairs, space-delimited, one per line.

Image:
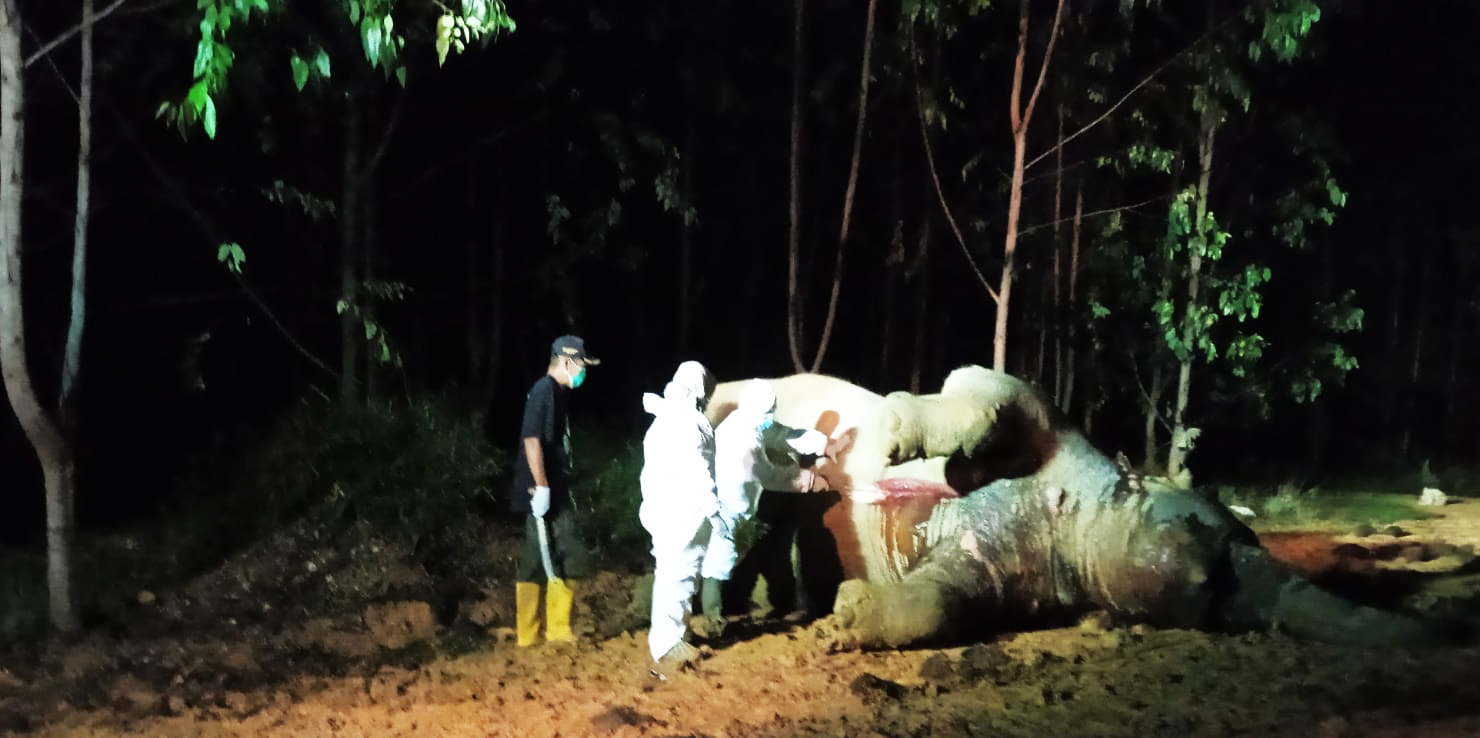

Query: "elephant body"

xmin=708 ymin=366 xmax=1455 ymax=649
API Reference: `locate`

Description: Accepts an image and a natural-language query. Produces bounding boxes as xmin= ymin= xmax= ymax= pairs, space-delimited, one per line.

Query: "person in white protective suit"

xmin=638 ymin=361 xmax=721 ymax=674
xmin=702 ymin=379 xmax=829 ymax=634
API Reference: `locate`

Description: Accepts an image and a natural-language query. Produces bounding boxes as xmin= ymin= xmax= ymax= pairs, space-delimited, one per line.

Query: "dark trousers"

xmin=724 ymin=490 xmax=843 ymax=617
xmin=516 ymin=508 xmax=591 ymax=583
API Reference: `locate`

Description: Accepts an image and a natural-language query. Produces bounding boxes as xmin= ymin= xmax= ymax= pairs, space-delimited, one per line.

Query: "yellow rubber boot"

xmin=545 ymin=578 xmax=577 ymax=643
xmin=516 ymin=582 xmax=542 ymax=647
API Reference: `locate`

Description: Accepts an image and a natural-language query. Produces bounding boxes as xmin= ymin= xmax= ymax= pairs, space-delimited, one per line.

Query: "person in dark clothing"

xmin=511 ymin=335 xmax=600 ymax=647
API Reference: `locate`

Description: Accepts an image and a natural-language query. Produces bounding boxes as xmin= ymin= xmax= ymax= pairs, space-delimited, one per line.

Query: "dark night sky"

xmin=3 ymin=0 xmax=1478 ymax=545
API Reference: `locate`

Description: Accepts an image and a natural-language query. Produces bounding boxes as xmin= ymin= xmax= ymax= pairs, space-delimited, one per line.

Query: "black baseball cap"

xmin=551 ymin=335 xmax=601 ymax=365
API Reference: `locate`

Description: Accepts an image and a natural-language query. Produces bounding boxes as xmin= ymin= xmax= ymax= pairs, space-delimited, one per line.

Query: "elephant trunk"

xmin=1220 ymin=542 xmax=1457 ymax=647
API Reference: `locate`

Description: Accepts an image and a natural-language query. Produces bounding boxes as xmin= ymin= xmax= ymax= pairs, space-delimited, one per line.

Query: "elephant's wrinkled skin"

xmin=708 ymin=366 xmax=1459 ymax=650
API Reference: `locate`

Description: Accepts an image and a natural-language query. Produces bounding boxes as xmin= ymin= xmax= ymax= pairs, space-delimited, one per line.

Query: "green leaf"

xmin=348 ymin=0 xmax=360 ymax=24
xmin=290 ymin=54 xmax=308 ymax=91
xmin=192 ymin=39 xmax=214 ymax=79
xmin=364 ymin=25 xmax=382 ymax=69
xmin=187 ymin=80 xmax=208 ymax=113
xmin=314 ymin=48 xmax=331 ymax=79
xmin=203 ymin=93 xmax=218 ymax=139
xmin=216 ymin=242 xmax=246 ymax=273
xmin=395 ymin=65 xmax=407 ymax=86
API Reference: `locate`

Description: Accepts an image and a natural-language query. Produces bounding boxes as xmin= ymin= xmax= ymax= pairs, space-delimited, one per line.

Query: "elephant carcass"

xmin=709 ymin=366 xmax=1456 ymax=649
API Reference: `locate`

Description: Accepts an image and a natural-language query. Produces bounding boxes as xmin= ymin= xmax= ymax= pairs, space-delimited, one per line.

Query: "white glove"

xmin=531 ymin=485 xmax=551 ymax=518
xmin=787 ymin=429 xmax=829 ymax=457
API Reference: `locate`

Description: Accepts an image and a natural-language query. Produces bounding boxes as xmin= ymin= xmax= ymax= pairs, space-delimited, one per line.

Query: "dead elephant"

xmin=707 ymin=365 xmax=1464 ymax=649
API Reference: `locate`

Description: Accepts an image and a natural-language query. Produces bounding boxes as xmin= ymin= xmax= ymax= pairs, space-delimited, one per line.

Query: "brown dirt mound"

xmin=2 ymin=505 xmax=1480 ymax=738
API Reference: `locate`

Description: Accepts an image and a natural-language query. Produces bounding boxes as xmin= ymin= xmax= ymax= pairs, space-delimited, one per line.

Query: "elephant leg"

xmin=829 ymin=550 xmax=980 ymax=650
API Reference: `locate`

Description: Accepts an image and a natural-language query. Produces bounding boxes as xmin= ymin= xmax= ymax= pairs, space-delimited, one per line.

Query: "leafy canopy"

xmin=161 ymin=0 xmax=516 ymax=139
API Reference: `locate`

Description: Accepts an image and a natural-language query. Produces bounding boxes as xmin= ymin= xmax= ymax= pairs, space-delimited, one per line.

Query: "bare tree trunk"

xmin=785 ymin=0 xmax=807 ymax=372
xmin=1167 ymin=117 xmax=1217 ymax=479
xmin=1309 ymin=231 xmax=1333 ymax=469
xmin=909 ymin=216 xmax=933 ymax=394
xmin=808 ymin=0 xmax=877 ymax=374
xmin=1034 ymin=270 xmax=1047 ymax=384
xmin=994 ymin=0 xmax=1065 ymax=372
xmin=1049 ymin=104 xmax=1064 ymax=404
xmin=465 ymin=163 xmax=482 ymax=387
xmin=996 ymin=142 xmax=1025 ymax=370
xmin=677 ymin=121 xmax=695 ymax=354
xmin=1383 ymin=242 xmax=1406 ymax=432
xmin=1444 ymin=277 xmax=1464 ymax=463
xmin=60 ymin=0 xmax=92 ymax=435
xmin=1143 ymin=365 xmax=1163 ymax=469
xmin=0 ymin=0 xmax=78 ymax=632
xmin=880 ymin=199 xmax=903 ymax=388
xmin=485 ymin=162 xmax=506 ymax=405
xmin=1061 ymin=178 xmax=1083 ymax=411
xmin=339 ymin=97 xmax=361 ymax=409
xmin=1398 ymin=258 xmax=1429 ymax=462
xmin=362 ymin=173 xmax=379 ymax=400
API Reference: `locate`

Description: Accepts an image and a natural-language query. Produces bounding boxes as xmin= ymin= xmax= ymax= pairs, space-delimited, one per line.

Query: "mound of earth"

xmin=1 ymin=500 xmax=1479 ymax=738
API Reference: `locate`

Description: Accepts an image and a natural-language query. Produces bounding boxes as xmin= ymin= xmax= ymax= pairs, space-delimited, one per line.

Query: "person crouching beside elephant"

xmin=704 ymin=379 xmax=830 ymax=634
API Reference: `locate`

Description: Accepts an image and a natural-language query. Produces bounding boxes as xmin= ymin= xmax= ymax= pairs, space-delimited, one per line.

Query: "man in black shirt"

xmin=512 ymin=335 xmax=600 ymax=647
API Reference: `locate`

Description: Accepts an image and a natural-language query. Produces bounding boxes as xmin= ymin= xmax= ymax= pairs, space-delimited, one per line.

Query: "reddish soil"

xmin=3 ymin=500 xmax=1479 ymax=738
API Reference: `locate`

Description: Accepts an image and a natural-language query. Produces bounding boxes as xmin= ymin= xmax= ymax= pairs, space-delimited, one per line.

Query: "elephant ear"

xmin=880 ymin=366 xmax=1061 ymax=467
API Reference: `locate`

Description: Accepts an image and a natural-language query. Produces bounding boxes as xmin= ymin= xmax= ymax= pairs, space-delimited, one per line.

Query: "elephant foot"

xmin=824 ymin=578 xmax=952 ymax=651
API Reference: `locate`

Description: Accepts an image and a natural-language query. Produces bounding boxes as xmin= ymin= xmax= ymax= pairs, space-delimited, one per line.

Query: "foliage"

xmin=1072 ymin=0 xmax=1355 ymax=457
xmin=175 ymin=394 xmax=505 ymax=578
xmin=0 ymin=557 xmax=46 ymax=644
xmin=338 ymin=279 xmax=412 ymax=367
xmin=568 ymin=429 xmax=648 ymax=565
xmin=160 ymin=0 xmax=516 ymax=138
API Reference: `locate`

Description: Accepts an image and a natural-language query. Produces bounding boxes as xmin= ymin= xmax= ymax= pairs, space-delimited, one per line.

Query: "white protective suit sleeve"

xmin=714 ymin=418 xmax=824 ymax=523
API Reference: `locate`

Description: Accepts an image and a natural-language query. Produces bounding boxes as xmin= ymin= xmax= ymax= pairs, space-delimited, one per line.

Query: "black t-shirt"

xmin=510 ymin=375 xmax=572 ymax=514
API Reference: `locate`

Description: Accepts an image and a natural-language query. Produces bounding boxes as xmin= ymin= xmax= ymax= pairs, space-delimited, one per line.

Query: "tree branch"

xmin=1025 ymin=7 xmax=1241 ymax=172
xmin=911 ymin=30 xmax=997 ymax=304
xmin=1017 ymin=194 xmax=1168 ymax=238
xmin=90 ymin=95 xmax=341 ymax=381
xmin=1020 ymin=0 xmax=1066 ymax=130
xmin=22 ymin=0 xmax=128 ymax=69
xmin=362 ymin=85 xmax=408 ymax=179
xmin=1128 ymin=349 xmax=1174 ymax=434
xmin=1008 ymin=0 xmax=1027 ymax=133
xmin=387 ymin=111 xmax=547 ymax=200
xmin=808 ymin=0 xmax=877 ymax=374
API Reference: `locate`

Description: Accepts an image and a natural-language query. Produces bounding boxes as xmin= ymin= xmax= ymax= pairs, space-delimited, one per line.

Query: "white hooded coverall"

xmin=639 ymin=361 xmax=720 ymax=662
xmin=706 ymin=379 xmax=828 ymax=584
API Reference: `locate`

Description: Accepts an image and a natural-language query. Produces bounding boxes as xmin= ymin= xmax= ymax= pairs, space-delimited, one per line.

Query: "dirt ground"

xmin=3 ymin=498 xmax=1479 ymax=738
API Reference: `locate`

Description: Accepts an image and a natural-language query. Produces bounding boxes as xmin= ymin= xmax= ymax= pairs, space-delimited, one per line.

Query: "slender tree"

xmin=994 ymin=0 xmax=1065 ymax=371
xmin=0 ymin=0 xmax=80 ymax=632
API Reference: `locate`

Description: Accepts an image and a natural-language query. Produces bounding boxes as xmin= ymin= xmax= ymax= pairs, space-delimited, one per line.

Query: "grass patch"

xmin=1220 ymin=483 xmax=1438 ymax=534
